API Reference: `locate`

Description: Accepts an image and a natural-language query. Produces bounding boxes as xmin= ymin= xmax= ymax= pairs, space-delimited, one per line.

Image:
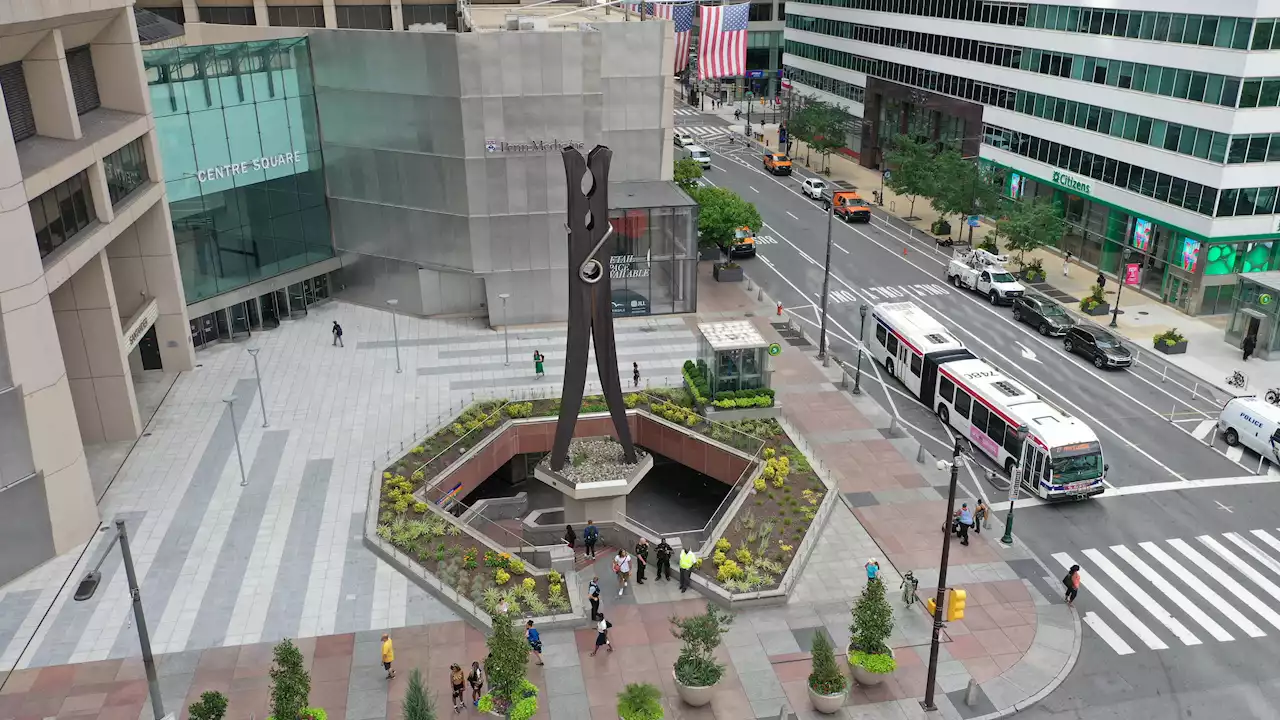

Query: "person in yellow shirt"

xmin=381 ymin=633 xmax=395 ymax=679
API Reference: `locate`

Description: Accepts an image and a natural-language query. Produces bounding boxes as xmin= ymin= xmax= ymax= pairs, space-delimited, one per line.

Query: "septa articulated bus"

xmin=869 ymin=302 xmax=1106 ymax=500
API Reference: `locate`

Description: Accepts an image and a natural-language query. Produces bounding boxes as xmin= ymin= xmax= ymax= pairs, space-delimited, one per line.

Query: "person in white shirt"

xmin=590 ymin=615 xmax=613 ymax=656
xmin=613 ymin=549 xmax=632 ymax=596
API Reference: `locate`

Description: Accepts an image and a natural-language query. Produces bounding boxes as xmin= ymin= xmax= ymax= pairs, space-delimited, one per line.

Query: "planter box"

xmin=699 ymin=246 xmax=723 ymax=261
xmin=673 ymin=672 xmax=716 ymax=707
xmin=848 ymin=647 xmax=895 ymax=686
xmin=808 ymin=685 xmax=848 ymax=714
xmin=1155 ymin=339 xmax=1188 ymax=355
xmin=1019 ymin=270 xmax=1046 ymax=283
xmin=1081 ymin=302 xmax=1110 ymax=317
xmin=713 ymin=264 xmax=744 ymax=282
xmin=706 ymin=403 xmax=781 ymax=422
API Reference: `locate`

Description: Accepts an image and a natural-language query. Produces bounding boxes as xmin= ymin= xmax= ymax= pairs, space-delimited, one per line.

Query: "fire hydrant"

xmin=776 ymin=302 xmax=783 ymax=316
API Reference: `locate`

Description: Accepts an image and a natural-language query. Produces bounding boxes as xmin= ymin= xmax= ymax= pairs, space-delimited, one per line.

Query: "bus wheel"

xmin=936 ymin=404 xmax=949 ymax=424
xmin=1004 ymin=458 xmax=1017 ymax=478
xmin=885 ymin=359 xmax=895 ymax=377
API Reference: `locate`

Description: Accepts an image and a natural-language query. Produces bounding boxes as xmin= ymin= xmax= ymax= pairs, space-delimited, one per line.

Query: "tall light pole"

xmin=73 ymin=520 xmax=164 ymax=720
xmin=1000 ymin=424 xmax=1030 ymax=546
xmin=852 ymin=304 xmax=868 ymax=394
xmin=817 ymin=196 xmax=836 ymax=361
xmin=498 ymin=292 xmax=511 ymax=366
xmin=247 ymin=348 xmax=268 ymax=428
xmin=921 ymin=438 xmax=963 ymax=712
xmin=223 ymin=395 xmax=248 ymax=487
xmin=1110 ymin=248 xmax=1133 ymax=329
xmin=387 ymin=299 xmax=402 ymax=373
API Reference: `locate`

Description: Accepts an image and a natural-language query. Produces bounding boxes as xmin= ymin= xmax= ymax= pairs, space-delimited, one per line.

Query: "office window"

xmin=749 ymin=2 xmax=772 ymax=21
xmin=30 ymin=171 xmax=96 ymax=259
xmin=199 ymin=6 xmax=256 ymax=24
xmin=267 ymin=6 xmax=325 ymax=26
xmin=65 ymin=46 xmax=101 ymax=116
xmin=1 ymin=62 xmax=35 ymax=143
xmin=104 ymin=137 xmax=149 ymax=205
xmin=403 ymin=3 xmax=458 ymax=28
xmin=335 ymin=5 xmax=392 ymax=29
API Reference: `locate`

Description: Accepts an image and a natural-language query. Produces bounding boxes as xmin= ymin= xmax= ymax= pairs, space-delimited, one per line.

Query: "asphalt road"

xmin=677 ymin=104 xmax=1280 ymax=718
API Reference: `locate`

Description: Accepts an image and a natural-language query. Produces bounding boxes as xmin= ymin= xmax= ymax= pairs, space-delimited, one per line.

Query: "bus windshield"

xmin=1051 ymin=448 xmax=1104 ymax=482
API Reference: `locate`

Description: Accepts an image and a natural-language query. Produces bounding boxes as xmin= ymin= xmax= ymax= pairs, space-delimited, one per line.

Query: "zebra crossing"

xmin=1054 ymin=528 xmax=1280 ymax=656
xmin=677 ymin=125 xmax=727 ymax=140
xmin=674 ymin=107 xmax=702 ymax=116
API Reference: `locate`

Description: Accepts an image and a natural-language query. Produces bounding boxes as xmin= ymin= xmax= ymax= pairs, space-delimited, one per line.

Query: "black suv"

xmin=1063 ymin=325 xmax=1133 ymax=369
xmin=1012 ymin=296 xmax=1074 ymax=336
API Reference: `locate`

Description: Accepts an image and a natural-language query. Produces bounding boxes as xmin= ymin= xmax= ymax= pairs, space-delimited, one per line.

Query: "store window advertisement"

xmin=1131 ymin=218 xmax=1153 ymax=252
xmin=1181 ymin=237 xmax=1201 ymax=272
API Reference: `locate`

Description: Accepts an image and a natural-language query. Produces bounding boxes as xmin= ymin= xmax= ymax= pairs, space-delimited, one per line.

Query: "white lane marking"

xmin=1216 ymin=500 xmax=1234 ymax=513
xmin=1110 ymin=545 xmax=1232 ymax=642
xmin=1053 ymin=552 xmax=1168 ymax=650
xmin=1196 ymin=536 xmax=1280 ymax=608
xmin=1224 ymin=532 xmax=1280 ymax=580
xmin=786 ymin=211 xmax=799 ymax=219
xmin=1082 ymin=548 xmax=1201 ymax=646
xmin=1226 ymin=445 xmax=1245 ymax=462
xmin=1015 ymin=342 xmax=1040 ymax=364
xmin=1140 ymin=541 xmax=1265 ymax=638
xmin=1194 ymin=419 xmax=1216 ymax=440
xmin=1007 ymin=473 xmax=1280 ymax=509
xmin=1250 ymin=529 xmax=1280 ymax=557
xmin=749 ymin=186 xmax=759 ymax=193
xmin=836 ymin=244 xmax=849 ymax=254
xmin=1169 ymin=539 xmax=1280 ymax=631
xmin=1083 ymin=612 xmax=1135 ymax=656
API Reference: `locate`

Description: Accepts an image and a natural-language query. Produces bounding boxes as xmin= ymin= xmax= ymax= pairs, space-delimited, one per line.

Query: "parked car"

xmin=763 ymin=152 xmax=792 ymax=175
xmin=801 ymin=177 xmax=827 ymax=200
xmin=1011 ymin=296 xmax=1074 ymax=336
xmin=822 ymin=190 xmax=871 ymax=222
xmin=1063 ymin=325 xmax=1133 ymax=369
xmin=674 ymin=132 xmax=696 ymax=148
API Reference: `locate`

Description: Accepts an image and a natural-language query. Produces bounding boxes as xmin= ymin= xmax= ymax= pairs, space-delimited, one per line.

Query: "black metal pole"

xmin=852 ymin=304 xmax=867 ymax=394
xmin=117 ymin=520 xmax=164 ymax=720
xmin=817 ymin=198 xmax=835 ymax=359
xmin=1110 ymin=251 xmax=1129 ymax=329
xmin=921 ymin=439 xmax=962 ymax=712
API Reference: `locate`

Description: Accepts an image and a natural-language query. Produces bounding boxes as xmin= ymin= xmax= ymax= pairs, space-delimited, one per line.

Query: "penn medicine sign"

xmin=196 ymin=151 xmax=303 ymax=183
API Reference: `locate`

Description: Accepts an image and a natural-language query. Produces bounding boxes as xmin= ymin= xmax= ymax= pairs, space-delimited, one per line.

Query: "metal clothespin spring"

xmin=578 ymin=225 xmax=615 ymax=284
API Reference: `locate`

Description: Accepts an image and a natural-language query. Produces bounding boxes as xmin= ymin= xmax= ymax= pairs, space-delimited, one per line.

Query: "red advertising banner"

xmin=1123 ymin=263 xmax=1141 ymax=285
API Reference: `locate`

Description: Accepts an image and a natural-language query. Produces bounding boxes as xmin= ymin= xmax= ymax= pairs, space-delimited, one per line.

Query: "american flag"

xmin=698 ymin=2 xmax=750 ymax=80
xmin=628 ymin=2 xmax=695 ymax=74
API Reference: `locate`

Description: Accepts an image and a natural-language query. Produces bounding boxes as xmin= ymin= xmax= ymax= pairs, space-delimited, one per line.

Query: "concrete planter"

xmin=1155 ymin=339 xmax=1188 ymax=355
xmin=713 ymin=263 xmax=744 ymax=282
xmin=807 ymin=685 xmax=848 ymax=714
xmin=673 ymin=671 xmax=716 ymax=707
xmin=1081 ymin=302 xmax=1110 ymax=317
xmin=705 ymin=403 xmax=781 ymax=422
xmin=848 ymin=647 xmax=895 ymax=686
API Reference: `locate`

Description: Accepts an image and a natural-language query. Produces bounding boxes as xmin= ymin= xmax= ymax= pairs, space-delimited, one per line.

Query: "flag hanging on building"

xmin=697 ymin=2 xmax=750 ymax=80
xmin=625 ymin=2 xmax=695 ymax=74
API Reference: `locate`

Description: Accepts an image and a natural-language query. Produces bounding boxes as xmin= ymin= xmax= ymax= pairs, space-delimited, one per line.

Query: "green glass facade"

xmin=143 ymin=38 xmax=332 ymax=305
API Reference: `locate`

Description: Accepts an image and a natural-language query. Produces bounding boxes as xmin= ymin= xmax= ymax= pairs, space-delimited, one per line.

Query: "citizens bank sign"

xmin=196 ymin=151 xmax=304 ymax=183
xmin=486 ymin=139 xmax=585 ymax=154
xmin=1051 ymin=171 xmax=1091 ymax=196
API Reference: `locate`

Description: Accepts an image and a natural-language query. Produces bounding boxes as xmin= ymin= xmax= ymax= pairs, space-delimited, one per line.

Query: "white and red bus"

xmin=869 ymin=302 xmax=974 ymax=399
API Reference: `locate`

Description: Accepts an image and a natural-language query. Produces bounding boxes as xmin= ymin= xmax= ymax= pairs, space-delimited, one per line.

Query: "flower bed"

xmin=712 ymin=388 xmax=775 ymax=409
xmin=697 ymin=418 xmax=825 ymax=593
xmin=549 ymin=437 xmax=650 ymax=485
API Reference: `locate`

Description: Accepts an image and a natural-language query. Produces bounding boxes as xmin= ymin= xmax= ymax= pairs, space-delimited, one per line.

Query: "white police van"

xmin=1218 ymin=396 xmax=1280 ymax=461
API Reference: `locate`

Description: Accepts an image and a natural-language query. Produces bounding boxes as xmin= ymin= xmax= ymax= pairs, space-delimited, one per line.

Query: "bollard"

xmin=1170 ymin=405 xmax=1177 ymax=422
xmin=822 ymin=353 xmax=830 ymax=367
xmin=841 ymin=371 xmax=849 ymax=389
xmin=1161 ymin=365 xmax=1168 ymax=383
xmin=888 ymin=414 xmax=900 ymax=435
xmin=1206 ymin=426 xmax=1217 ymax=447
xmin=777 ymin=302 xmax=783 ymax=316
xmin=1191 ymin=382 xmax=1199 ymax=401
xmin=916 ymin=444 xmax=927 ymax=464
xmin=1259 ymin=454 xmax=1268 ymax=476
xmin=747 ymin=278 xmax=754 ymax=291
xmin=965 ymin=679 xmax=980 ymax=707
xmin=758 ymin=287 xmax=764 ymax=301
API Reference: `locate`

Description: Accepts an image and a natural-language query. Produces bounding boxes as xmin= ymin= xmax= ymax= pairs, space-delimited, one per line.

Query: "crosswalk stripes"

xmin=1053 ymin=528 xmax=1280 ymax=656
xmin=674 ymin=107 xmax=700 ymax=116
xmin=678 ymin=125 xmax=726 ymax=138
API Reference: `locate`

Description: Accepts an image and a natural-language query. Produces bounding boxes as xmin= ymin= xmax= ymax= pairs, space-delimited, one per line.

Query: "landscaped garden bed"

xmin=538 ymin=437 xmax=649 ymax=485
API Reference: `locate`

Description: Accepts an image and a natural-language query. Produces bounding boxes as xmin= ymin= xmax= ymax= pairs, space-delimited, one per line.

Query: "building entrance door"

xmin=138 ymin=326 xmax=163 ymax=370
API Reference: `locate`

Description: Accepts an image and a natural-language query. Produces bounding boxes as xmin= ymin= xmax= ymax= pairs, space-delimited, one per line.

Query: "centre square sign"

xmin=486 ymin=138 xmax=585 ymax=154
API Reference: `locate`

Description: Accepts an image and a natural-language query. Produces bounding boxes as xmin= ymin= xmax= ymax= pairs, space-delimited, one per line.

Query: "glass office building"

xmin=143 ymin=38 xmax=336 ymax=347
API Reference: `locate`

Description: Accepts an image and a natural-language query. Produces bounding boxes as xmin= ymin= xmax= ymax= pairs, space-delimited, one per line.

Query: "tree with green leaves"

xmin=849 ymin=578 xmax=894 ymax=656
xmin=992 ymin=196 xmax=1066 ymax=266
xmin=671 ymin=602 xmax=735 ymax=687
xmin=402 ymin=669 xmax=436 ymax=720
xmin=269 ymin=639 xmax=310 ymax=720
xmin=788 ymin=97 xmax=849 ymax=172
xmin=673 ymin=157 xmax=703 ymax=195
xmin=882 ymin=134 xmax=935 ymax=219
xmin=478 ymin=610 xmax=538 ymax=720
xmin=689 ymin=186 xmax=763 ymax=252
xmin=807 ymin=631 xmax=846 ymax=696
xmin=189 ymin=691 xmax=229 ymax=720
xmin=928 ymin=148 xmax=1002 ymax=242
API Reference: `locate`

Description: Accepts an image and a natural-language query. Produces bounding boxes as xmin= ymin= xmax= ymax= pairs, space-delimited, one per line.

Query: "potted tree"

xmin=1020 ymin=258 xmax=1046 ymax=283
xmin=847 ymin=578 xmax=896 ymax=686
xmin=1079 ymin=284 xmax=1110 ymax=317
xmin=617 ymin=682 xmax=664 ymax=720
xmin=806 ymin=631 xmax=848 ymax=714
xmin=670 ymin=603 xmax=734 ymax=706
xmin=1153 ymin=328 xmax=1188 ymax=355
xmin=267 ymin=639 xmax=327 ymax=720
xmin=478 ymin=610 xmax=539 ymax=719
xmin=713 ymin=260 xmax=744 ymax=282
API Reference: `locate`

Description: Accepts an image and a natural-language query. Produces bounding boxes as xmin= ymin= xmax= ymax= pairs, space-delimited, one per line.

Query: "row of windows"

xmin=267 ymin=6 xmax=325 ymax=27
xmin=983 ymin=124 xmax=1280 ymax=219
xmin=3 ymin=46 xmax=100 ymax=145
xmin=786 ymin=15 xmax=1261 ymax=108
xmin=31 ymin=171 xmax=96 ymax=259
xmin=335 ymin=5 xmax=392 ymax=29
xmin=936 ymin=376 xmax=1024 ymax=460
xmin=104 ymin=138 xmax=149 ymax=206
xmin=786 ymin=0 xmax=1267 ymax=51
xmin=199 ymin=6 xmax=256 ymax=25
xmin=403 ymin=4 xmax=459 ymax=30
xmin=783 ymin=66 xmax=865 ymax=104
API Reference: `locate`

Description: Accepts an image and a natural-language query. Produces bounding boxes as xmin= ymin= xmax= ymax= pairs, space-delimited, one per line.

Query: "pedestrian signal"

xmin=946 ymin=588 xmax=966 ymax=622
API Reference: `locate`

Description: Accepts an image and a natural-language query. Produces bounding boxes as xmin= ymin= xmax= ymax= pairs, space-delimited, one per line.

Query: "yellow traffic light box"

xmin=946 ymin=588 xmax=966 ymax=622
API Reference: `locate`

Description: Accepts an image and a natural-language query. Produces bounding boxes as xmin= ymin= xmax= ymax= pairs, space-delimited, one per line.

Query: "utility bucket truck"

xmin=946 ymin=247 xmax=1025 ymax=306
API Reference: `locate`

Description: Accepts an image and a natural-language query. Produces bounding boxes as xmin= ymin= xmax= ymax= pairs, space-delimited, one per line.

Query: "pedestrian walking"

xmin=449 ymin=664 xmax=466 ymax=713
xmin=526 ymin=620 xmax=544 ymax=666
xmin=1063 ymin=252 xmax=1072 ymax=277
xmin=613 ymin=549 xmax=631 ymax=596
xmin=655 ymin=538 xmax=673 ymax=581
xmin=974 ymin=499 xmax=989 ymax=534
xmin=865 ymin=558 xmax=880 ymax=581
xmin=678 ymin=548 xmax=696 ymax=592
xmin=957 ymin=503 xmax=974 ymax=546
xmin=634 ymin=538 xmax=650 ymax=584
xmin=1244 ymin=334 xmax=1257 ymax=362
xmin=564 ymin=524 xmax=577 ymax=551
xmin=632 ymin=362 xmax=640 ymax=387
xmin=1096 ymin=271 xmax=1106 ymax=290
xmin=589 ymin=615 xmax=613 ymax=656
xmin=534 ymin=350 xmax=545 ymax=379
xmin=380 ymin=633 xmax=395 ymax=679
xmin=1063 ymin=564 xmax=1081 ymax=606
xmin=332 ymin=320 xmax=344 ymax=347
xmin=583 ymin=519 xmax=599 ymax=559
xmin=467 ymin=661 xmax=484 ymax=707
xmin=588 ymin=576 xmax=602 ymax=621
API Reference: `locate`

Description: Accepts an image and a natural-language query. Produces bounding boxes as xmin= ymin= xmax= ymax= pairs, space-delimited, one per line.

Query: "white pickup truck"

xmin=945 ymin=248 xmax=1026 ymax=306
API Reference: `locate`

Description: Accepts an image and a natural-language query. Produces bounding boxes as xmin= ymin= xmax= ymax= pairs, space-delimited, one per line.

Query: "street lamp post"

xmin=1000 ymin=424 xmax=1030 ymax=545
xmin=921 ymin=438 xmax=964 ymax=712
xmin=247 ymin=348 xmax=268 ymax=428
xmin=852 ymin=304 xmax=868 ymax=394
xmin=387 ymin=299 xmax=402 ymax=373
xmin=817 ymin=197 xmax=836 ymax=361
xmin=223 ymin=395 xmax=248 ymax=487
xmin=73 ymin=520 xmax=164 ymax=720
xmin=498 ymin=293 xmax=511 ymax=366
xmin=1110 ymin=249 xmax=1133 ymax=329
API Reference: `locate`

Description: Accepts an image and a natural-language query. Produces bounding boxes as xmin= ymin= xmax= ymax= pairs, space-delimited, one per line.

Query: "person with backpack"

xmin=1064 ymin=565 xmax=1081 ymax=607
xmin=467 ymin=661 xmax=484 ymax=707
xmin=449 ymin=664 xmax=466 ymax=713
xmin=583 ymin=520 xmax=599 ymax=559
xmin=332 ymin=320 xmax=344 ymax=347
xmin=589 ymin=614 xmax=613 ymax=656
xmin=588 ymin=576 xmax=602 ymax=621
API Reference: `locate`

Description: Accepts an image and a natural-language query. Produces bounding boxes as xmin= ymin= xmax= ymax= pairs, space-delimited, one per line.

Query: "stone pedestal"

xmin=548 ymin=544 xmax=576 ymax=579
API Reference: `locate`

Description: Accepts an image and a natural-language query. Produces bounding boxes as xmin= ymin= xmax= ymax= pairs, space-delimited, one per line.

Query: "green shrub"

xmin=671 ymin=603 xmax=733 ymax=687
xmin=1153 ymin=328 xmax=1186 ymax=346
xmin=807 ymin=632 xmax=847 ymax=696
xmin=617 ymin=682 xmax=664 ymax=720
xmin=189 ymin=691 xmax=229 ymax=720
xmin=849 ymin=650 xmax=897 ymax=675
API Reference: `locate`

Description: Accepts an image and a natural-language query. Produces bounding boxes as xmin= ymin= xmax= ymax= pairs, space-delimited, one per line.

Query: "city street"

xmin=677 ymin=103 xmax=1280 ymax=718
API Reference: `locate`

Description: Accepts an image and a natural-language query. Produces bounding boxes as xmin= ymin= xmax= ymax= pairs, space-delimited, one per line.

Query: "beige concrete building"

xmin=0 ymin=0 xmax=195 ymax=584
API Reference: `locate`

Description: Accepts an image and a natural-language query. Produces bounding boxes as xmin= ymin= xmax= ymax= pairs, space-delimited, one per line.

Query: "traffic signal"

xmin=926 ymin=597 xmax=937 ymax=616
xmin=946 ymin=588 xmax=967 ymax=622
